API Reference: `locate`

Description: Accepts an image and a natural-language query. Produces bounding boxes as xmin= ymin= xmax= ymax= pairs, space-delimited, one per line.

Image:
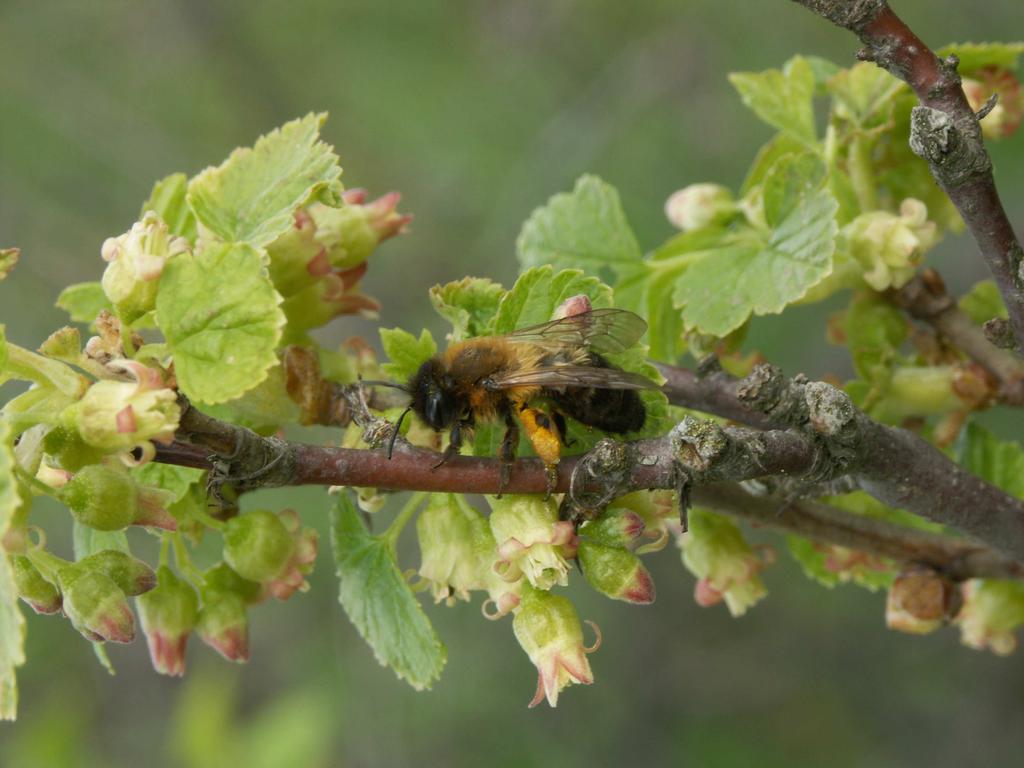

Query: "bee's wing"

xmin=485 ymin=365 xmax=658 ymax=391
xmin=503 ymin=308 xmax=647 ymax=355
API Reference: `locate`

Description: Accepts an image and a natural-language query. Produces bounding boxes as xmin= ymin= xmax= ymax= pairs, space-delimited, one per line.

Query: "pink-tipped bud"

xmin=581 ymin=509 xmax=646 ymax=547
xmin=136 ymin=566 xmax=199 ymax=676
xmin=963 ymin=67 xmax=1023 ymax=140
xmin=59 ymin=567 xmax=135 ymax=644
xmin=11 ymin=555 xmax=62 ymax=615
xmin=197 ymin=590 xmax=251 ymax=663
xmin=553 ymin=294 xmax=593 ymax=320
xmin=76 ymin=549 xmax=157 ymax=596
xmin=576 ymin=540 xmax=655 ymax=604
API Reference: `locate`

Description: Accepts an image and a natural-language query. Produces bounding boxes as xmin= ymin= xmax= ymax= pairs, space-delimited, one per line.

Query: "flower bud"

xmin=197 ymin=589 xmax=250 ymax=662
xmin=553 ymin=294 xmax=592 ymax=320
xmin=488 ymin=495 xmax=576 ymax=591
xmin=956 ymin=579 xmax=1024 ymax=656
xmin=63 ymin=364 xmax=180 ymax=455
xmin=842 ymin=199 xmax=938 ymax=291
xmin=279 ymin=268 xmax=380 ymax=333
xmin=417 ymin=493 xmax=494 ymax=604
xmin=60 ymin=463 xmax=175 ymax=532
xmin=262 ymin=509 xmax=318 ymax=600
xmin=580 ymin=509 xmax=646 ymax=548
xmin=576 ymin=540 xmax=655 ymax=604
xmin=60 ymin=463 xmax=139 ymax=531
xmin=886 ymin=567 xmax=958 ymax=635
xmin=101 ymin=211 xmax=190 ymax=323
xmin=311 ymin=191 xmax=411 ymax=270
xmin=679 ymin=508 xmax=769 ymax=617
xmin=10 ymin=555 xmax=62 ymax=614
xmin=58 ymin=566 xmax=135 ymax=643
xmin=76 ymin=549 xmax=157 ymax=596
xmin=222 ymin=510 xmax=296 ymax=583
xmin=137 ymin=566 xmax=199 ymax=676
xmin=204 ymin=562 xmax=263 ymax=604
xmin=665 ymin=183 xmax=736 ymax=231
xmin=513 ymin=585 xmax=598 ymax=708
xmin=963 ymin=67 xmax=1023 ymax=140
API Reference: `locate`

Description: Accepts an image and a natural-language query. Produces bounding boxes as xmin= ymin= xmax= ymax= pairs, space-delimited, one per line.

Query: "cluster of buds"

xmin=101 ymin=211 xmax=190 ymax=323
xmin=963 ymin=66 xmax=1023 ymax=140
xmin=266 ymin=190 xmax=410 ymax=336
xmin=222 ymin=509 xmax=318 ymax=600
xmin=60 ymin=360 xmax=180 ymax=462
xmin=488 ymin=495 xmax=577 ymax=591
xmin=23 ymin=549 xmax=158 ymax=644
xmin=956 ymin=579 xmax=1024 ymax=655
xmin=58 ymin=462 xmax=176 ymax=531
xmin=815 ymin=543 xmax=892 ymax=585
xmin=679 ymin=508 xmax=773 ymax=617
xmin=841 ymin=198 xmax=938 ymax=291
xmin=664 ymin=183 xmax=738 ymax=231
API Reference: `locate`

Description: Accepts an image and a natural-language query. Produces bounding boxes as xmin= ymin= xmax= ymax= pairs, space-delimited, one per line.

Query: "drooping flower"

xmin=417 ymin=493 xmax=494 ymax=604
xmin=576 ymin=539 xmax=655 ymax=605
xmin=136 ymin=566 xmax=199 ymax=676
xmin=488 ymin=495 xmax=576 ymax=591
xmin=512 ymin=585 xmax=600 ymax=708
xmin=956 ymin=579 xmax=1024 ymax=656
xmin=58 ymin=566 xmax=135 ymax=644
xmin=842 ymin=198 xmax=938 ymax=291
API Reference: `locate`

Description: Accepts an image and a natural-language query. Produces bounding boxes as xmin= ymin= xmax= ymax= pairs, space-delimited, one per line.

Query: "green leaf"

xmin=156 ymin=241 xmax=285 ymax=404
xmin=728 ymin=56 xmax=817 ymax=145
xmin=957 ymin=422 xmax=1024 ymax=500
xmin=195 ymin=364 xmax=300 ymax=434
xmin=516 ymin=175 xmax=642 ymax=277
xmin=492 ymin=267 xmax=611 ymax=334
xmin=827 ymin=62 xmax=904 ymax=129
xmin=142 ymin=173 xmax=198 ymax=242
xmin=380 ymin=328 xmax=437 ymax=383
xmin=0 ymin=421 xmax=26 ymax=720
xmin=56 ymin=282 xmax=113 ymax=325
xmin=804 ymin=56 xmax=842 ymax=92
xmin=0 ymin=326 xmax=7 ymax=378
xmin=741 ymin=133 xmax=806 ymax=194
xmin=615 ymin=262 xmax=684 ymax=362
xmin=429 ymin=277 xmax=505 ymax=340
xmin=843 ymin=291 xmax=909 ymax=383
xmin=132 ymin=463 xmax=206 ymax=506
xmin=187 ymin=113 xmax=342 ymax=247
xmin=959 ymin=280 xmax=1008 ymax=325
xmin=938 ymin=42 xmax=1024 ymax=74
xmin=330 ymin=492 xmax=446 ymax=690
xmin=673 ymin=154 xmax=838 ymax=336
xmin=0 ymin=248 xmax=18 ymax=282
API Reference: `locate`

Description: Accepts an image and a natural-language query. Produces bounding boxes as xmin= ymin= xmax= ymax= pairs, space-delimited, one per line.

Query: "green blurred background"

xmin=3 ymin=1 xmax=1024 ymax=766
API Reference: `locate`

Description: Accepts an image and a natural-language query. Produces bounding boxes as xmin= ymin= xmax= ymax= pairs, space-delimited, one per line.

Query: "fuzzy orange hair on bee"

xmin=382 ymin=308 xmax=657 ymax=493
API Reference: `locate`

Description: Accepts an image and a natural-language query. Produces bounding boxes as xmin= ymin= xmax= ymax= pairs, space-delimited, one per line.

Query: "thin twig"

xmin=792 ymin=0 xmax=1024 ymax=354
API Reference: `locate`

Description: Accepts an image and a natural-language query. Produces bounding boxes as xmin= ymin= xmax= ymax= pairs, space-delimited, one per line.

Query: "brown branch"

xmin=792 ymin=0 xmax=1024 ymax=354
xmin=152 ymin=385 xmax=1024 ymax=580
xmin=892 ymin=270 xmax=1024 ymax=404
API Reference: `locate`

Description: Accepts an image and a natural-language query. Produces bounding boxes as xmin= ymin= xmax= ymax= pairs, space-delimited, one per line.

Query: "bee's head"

xmin=408 ymin=359 xmax=460 ymax=430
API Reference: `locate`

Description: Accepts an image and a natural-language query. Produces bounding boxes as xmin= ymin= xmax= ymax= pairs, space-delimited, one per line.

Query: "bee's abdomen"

xmin=547 ymin=355 xmax=646 ymax=434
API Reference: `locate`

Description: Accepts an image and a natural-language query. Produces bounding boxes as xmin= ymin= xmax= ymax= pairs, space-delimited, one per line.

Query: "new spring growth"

xmin=513 ymin=584 xmax=600 ymax=709
xmin=488 ymin=495 xmax=577 ymax=592
xmin=222 ymin=510 xmax=296 ymax=584
xmin=956 ymin=579 xmax=1024 ymax=656
xmin=62 ymin=360 xmax=180 ymax=460
xmin=137 ymin=566 xmax=199 ymax=676
xmin=664 ymin=183 xmax=738 ymax=232
xmin=841 ymin=199 xmax=938 ymax=292
xmin=679 ymin=507 xmax=772 ymax=617
xmin=58 ymin=566 xmax=135 ymax=644
xmin=963 ymin=66 xmax=1023 ymax=140
xmin=11 ymin=555 xmax=62 ymax=615
xmin=100 ymin=211 xmax=190 ymax=323
xmin=60 ymin=463 xmax=176 ymax=531
xmin=416 ymin=493 xmax=494 ymax=605
xmin=196 ymin=563 xmax=261 ymax=663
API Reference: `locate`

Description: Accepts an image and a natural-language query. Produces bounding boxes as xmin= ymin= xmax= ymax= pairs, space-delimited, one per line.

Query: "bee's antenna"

xmin=387 ymin=406 xmax=413 ymax=459
xmin=359 ymin=379 xmax=411 ymax=393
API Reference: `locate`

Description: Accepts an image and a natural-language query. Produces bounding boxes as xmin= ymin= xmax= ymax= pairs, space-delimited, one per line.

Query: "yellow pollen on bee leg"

xmin=518 ymin=406 xmax=562 ymax=466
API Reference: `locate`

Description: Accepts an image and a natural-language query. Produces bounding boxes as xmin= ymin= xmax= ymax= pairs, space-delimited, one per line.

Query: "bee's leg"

xmin=497 ymin=409 xmax=519 ymax=498
xmin=432 ymin=417 xmax=474 ymax=470
xmin=552 ymin=411 xmax=575 ymax=448
xmin=517 ymin=405 xmax=561 ymax=499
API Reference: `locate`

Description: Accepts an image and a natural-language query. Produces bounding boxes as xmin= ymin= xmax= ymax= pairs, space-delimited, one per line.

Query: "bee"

xmin=384 ymin=308 xmax=657 ymax=493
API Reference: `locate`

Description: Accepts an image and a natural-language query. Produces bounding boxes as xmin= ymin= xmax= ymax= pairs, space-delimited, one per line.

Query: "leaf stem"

xmin=383 ymin=492 xmax=427 ymax=551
